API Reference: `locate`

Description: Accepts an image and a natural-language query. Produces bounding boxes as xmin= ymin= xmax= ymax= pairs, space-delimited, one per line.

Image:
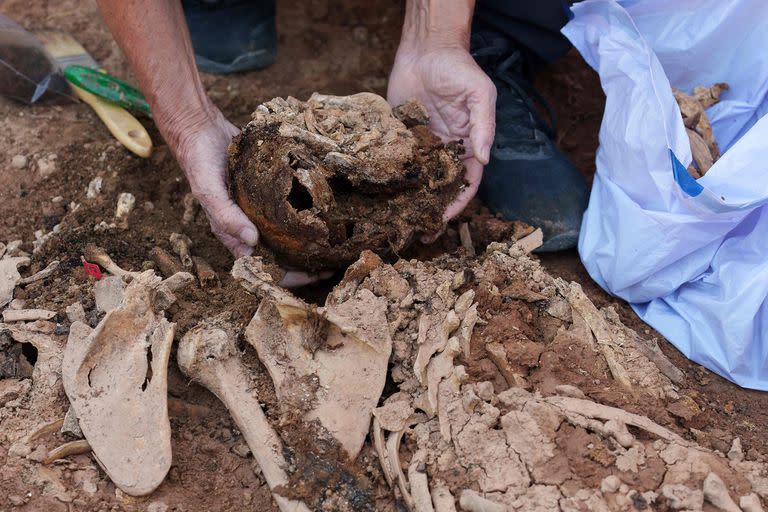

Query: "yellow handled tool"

xmin=35 ymin=31 xmax=152 ymax=158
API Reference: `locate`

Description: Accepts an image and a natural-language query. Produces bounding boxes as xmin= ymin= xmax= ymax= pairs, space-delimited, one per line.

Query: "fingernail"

xmin=239 ymin=227 xmax=258 ymax=246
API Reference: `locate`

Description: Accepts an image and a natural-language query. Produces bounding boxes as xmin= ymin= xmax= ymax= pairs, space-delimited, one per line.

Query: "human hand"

xmin=172 ymin=111 xmax=257 ymax=258
xmin=170 ymin=110 xmax=327 ymax=287
xmin=388 ymin=42 xmax=496 ymax=225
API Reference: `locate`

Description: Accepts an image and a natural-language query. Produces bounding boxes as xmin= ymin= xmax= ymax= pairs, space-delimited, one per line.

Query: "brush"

xmin=35 ymin=31 xmax=152 ymax=158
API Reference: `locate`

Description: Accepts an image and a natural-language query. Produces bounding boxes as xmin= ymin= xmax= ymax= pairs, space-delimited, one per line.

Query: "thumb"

xmin=468 ymin=80 xmax=497 ymax=165
xmin=197 ymin=187 xmax=260 ymax=256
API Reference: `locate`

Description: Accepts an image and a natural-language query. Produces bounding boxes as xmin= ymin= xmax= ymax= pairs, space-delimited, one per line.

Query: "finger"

xmin=468 ymin=78 xmax=497 ymax=165
xmin=443 ymin=157 xmax=484 ymax=222
xmin=200 ymin=194 xmax=260 ymax=248
xmin=279 ymin=270 xmax=334 ymax=288
xmin=420 ymin=226 xmax=446 ymax=244
xmin=217 ymin=231 xmax=254 ymax=259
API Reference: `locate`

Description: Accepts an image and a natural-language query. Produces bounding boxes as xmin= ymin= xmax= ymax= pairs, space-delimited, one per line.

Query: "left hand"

xmin=387 ymin=41 xmax=497 ymax=226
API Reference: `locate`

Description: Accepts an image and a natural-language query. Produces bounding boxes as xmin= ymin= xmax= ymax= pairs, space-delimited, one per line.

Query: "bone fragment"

xmin=192 ymin=256 xmax=219 ymax=288
xmin=693 ymin=83 xmax=729 ymax=109
xmin=544 ymin=395 xmax=686 ymax=444
xmin=426 ymin=337 xmax=462 ymax=414
xmin=115 ymin=192 xmax=136 ymax=229
xmin=562 ymin=281 xmax=633 ymax=391
xmin=386 ymin=429 xmax=414 ymax=511
xmin=19 ymin=260 xmax=59 ymax=285
xmin=458 ymin=223 xmax=476 ymax=257
xmin=373 ymin=400 xmax=414 ymax=432
xmin=408 ymin=450 xmax=435 ymax=512
xmin=703 ymin=472 xmax=741 ymax=512
xmin=431 ymin=485 xmax=457 ymax=512
xmin=169 ymin=233 xmax=193 ymax=269
xmin=94 ymin=276 xmax=126 ymax=313
xmin=0 ymin=256 xmax=30 ymax=308
xmin=43 ymin=440 xmax=91 ymax=464
xmin=83 ymin=245 xmax=138 ymax=279
xmin=3 ymin=309 xmax=56 ymax=322
xmin=414 ymin=310 xmax=460 ymax=384
xmin=372 ymin=417 xmax=395 ymax=487
xmin=177 ymin=319 xmax=310 ymax=512
xmin=151 ymin=272 xmax=193 ymax=311
xmin=687 ymin=128 xmax=714 ymax=176
xmin=244 ymin=261 xmax=392 ymax=458
xmin=28 ymin=418 xmax=65 ymax=441
xmin=161 ymin=272 xmax=195 ymax=292
xmin=86 ymin=176 xmax=103 ymax=198
xmin=459 ymin=490 xmax=505 ymax=512
xmin=65 ymin=302 xmax=87 ymax=324
xmin=63 ymin=271 xmax=174 ymax=496
xmin=150 ymin=247 xmax=183 ymax=278
xmin=278 ymin=122 xmax=340 ymax=153
xmin=740 ymin=493 xmax=764 ymax=512
xmin=181 ymin=193 xmax=199 ymax=225
xmin=516 ymin=228 xmax=543 ymax=253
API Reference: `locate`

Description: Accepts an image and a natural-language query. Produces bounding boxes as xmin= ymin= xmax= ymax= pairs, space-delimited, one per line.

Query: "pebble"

xmin=231 ymin=442 xmax=251 ymax=458
xmin=86 ymin=177 xmax=103 ymax=198
xmin=147 ymin=501 xmax=169 ymax=512
xmin=27 ymin=444 xmax=49 ymax=462
xmin=8 ymin=442 xmax=31 ymax=457
xmin=475 ymin=381 xmax=495 ymax=402
xmin=11 ymin=155 xmax=27 ymax=169
xmin=8 ymin=495 xmax=25 ymax=506
xmin=37 ymin=154 xmax=58 ymax=178
xmin=8 ymin=298 xmax=25 ymax=310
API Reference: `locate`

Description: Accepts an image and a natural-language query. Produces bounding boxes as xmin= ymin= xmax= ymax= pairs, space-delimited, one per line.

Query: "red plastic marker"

xmin=81 ymin=256 xmax=102 ymax=280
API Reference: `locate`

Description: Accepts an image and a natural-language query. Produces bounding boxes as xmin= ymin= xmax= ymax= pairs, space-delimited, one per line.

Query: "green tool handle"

xmin=63 ymin=64 xmax=151 ymax=117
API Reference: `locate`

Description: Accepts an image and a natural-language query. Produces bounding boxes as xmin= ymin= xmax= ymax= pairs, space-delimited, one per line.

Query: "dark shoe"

xmin=472 ymin=30 xmax=589 ymax=252
xmin=182 ymin=0 xmax=277 ymax=74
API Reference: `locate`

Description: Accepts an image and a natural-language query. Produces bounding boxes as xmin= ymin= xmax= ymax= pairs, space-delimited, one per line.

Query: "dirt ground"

xmin=3 ymin=1 xmax=768 ymax=512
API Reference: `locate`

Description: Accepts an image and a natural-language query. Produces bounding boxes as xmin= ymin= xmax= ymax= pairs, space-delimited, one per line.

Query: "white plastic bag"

xmin=563 ymin=0 xmax=768 ymax=389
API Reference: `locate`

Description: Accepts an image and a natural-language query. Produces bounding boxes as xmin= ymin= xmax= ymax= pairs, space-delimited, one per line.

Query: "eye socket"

xmin=287 ymin=177 xmax=314 ymax=211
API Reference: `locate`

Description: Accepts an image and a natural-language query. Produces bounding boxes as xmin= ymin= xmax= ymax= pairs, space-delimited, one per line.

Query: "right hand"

xmin=171 ymin=110 xmax=327 ymax=287
xmin=173 ymin=111 xmax=257 ymax=259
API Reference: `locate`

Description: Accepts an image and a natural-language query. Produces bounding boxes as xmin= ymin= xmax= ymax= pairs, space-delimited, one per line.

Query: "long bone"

xmin=177 ymin=318 xmax=310 ymax=512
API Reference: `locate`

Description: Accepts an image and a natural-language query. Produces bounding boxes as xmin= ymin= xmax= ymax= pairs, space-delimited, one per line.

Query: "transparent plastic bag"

xmin=0 ymin=14 xmax=70 ymax=103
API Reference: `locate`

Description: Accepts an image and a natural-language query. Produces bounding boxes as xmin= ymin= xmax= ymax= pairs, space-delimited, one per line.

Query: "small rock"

xmin=66 ymin=302 xmax=87 ymax=324
xmin=8 ymin=442 xmax=31 ymax=457
xmin=554 ymin=384 xmax=586 ymax=399
xmin=147 ymin=501 xmax=169 ymax=512
xmin=86 ymin=177 xmax=103 ymax=198
xmin=61 ymin=406 xmax=83 ymax=438
xmin=666 ymin=396 xmax=701 ymax=422
xmin=703 ymin=472 xmax=741 ymax=512
xmin=475 ymin=381 xmax=494 ymax=401
xmin=728 ymin=437 xmax=744 ymax=463
xmin=662 ymin=484 xmax=704 ymax=510
xmin=11 ymin=155 xmax=27 ymax=169
xmin=601 ymin=475 xmax=621 ymax=494
xmin=8 ymin=298 xmax=25 ymax=310
xmin=37 ymin=154 xmax=58 ymax=178
xmin=27 ymin=444 xmax=49 ymax=462
xmin=232 ymin=442 xmax=251 ymax=458
xmin=8 ymin=495 xmax=25 ymax=506
xmin=0 ymin=379 xmax=31 ymax=406
xmin=740 ymin=493 xmax=764 ymax=512
xmin=114 ymin=192 xmax=136 ymax=229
